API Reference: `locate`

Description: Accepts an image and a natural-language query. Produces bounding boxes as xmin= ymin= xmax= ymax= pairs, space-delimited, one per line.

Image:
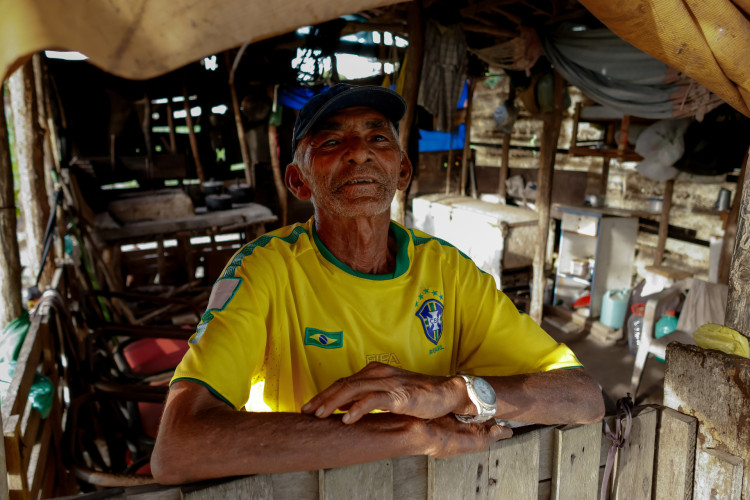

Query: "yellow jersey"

xmin=172 ymin=218 xmax=582 ymax=411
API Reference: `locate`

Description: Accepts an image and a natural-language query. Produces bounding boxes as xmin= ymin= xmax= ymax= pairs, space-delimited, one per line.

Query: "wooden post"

xmin=459 ymin=77 xmax=477 ymax=197
xmin=393 ymin=0 xmax=423 ymax=224
xmin=268 ymin=123 xmax=287 ymax=225
xmin=724 ymin=147 xmax=750 ymax=337
xmin=8 ymin=60 xmax=52 ymax=290
xmin=529 ymin=72 xmax=565 ymax=324
xmin=718 ymin=149 xmax=746 ymax=285
xmin=444 ymin=132 xmax=454 ymax=194
xmin=226 ymin=51 xmax=253 ymax=189
xmin=0 ymin=84 xmax=23 ymax=328
xmin=497 ymin=131 xmax=510 ymax=201
xmin=182 ymin=83 xmax=205 ymax=184
xmin=653 ymin=179 xmax=675 ymax=266
xmin=166 ymin=100 xmax=177 ymax=154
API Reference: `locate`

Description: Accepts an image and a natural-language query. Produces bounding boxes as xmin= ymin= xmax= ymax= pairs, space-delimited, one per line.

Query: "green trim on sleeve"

xmin=170 ymin=377 xmax=237 ymax=409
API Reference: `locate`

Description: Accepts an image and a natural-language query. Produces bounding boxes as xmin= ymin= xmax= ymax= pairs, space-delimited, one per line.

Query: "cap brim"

xmin=294 ymin=86 xmax=406 ymax=146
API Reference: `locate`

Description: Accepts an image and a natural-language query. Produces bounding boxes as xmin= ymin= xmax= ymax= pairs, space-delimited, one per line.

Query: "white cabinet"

xmin=554 ymin=207 xmax=638 ymax=318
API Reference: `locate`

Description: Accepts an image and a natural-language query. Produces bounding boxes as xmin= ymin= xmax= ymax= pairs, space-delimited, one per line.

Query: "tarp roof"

xmin=2 ymin=0 xmax=749 ymax=118
xmin=0 ymin=0 xmax=402 ymax=81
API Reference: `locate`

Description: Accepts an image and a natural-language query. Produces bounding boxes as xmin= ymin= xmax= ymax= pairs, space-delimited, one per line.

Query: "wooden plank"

xmin=653 ymin=407 xmax=697 ymax=500
xmin=550 ymin=423 xmax=600 ymax=500
xmin=611 ymin=406 xmax=658 ymax=500
xmin=184 ymin=474 xmax=273 ymax=500
xmin=393 ymin=455 xmax=428 ymax=499
xmin=3 ymin=315 xmax=45 ymax=422
xmin=694 ymin=448 xmax=744 ymax=500
xmin=497 ymin=132 xmax=510 ymax=200
xmin=489 ymin=428 xmax=540 ymax=500
xmin=270 ymin=470 xmax=318 ymax=500
xmin=4 ymin=414 xmax=27 ymax=498
xmin=429 ymin=448 xmax=489 ymax=500
xmin=320 ymin=460 xmax=393 ymax=500
xmin=182 ymin=83 xmax=204 ymax=184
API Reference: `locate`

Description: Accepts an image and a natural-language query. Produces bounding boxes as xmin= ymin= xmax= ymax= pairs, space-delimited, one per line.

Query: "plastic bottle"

xmin=627 ymin=303 xmax=646 ymax=356
xmin=654 ymin=310 xmax=679 ymax=362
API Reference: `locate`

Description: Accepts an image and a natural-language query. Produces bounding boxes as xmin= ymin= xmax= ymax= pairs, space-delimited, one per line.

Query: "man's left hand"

xmin=301 ymin=362 xmax=468 ymax=424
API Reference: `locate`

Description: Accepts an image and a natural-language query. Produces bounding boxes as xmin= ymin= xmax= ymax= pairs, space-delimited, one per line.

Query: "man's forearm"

xmin=486 ymin=368 xmax=604 ymax=425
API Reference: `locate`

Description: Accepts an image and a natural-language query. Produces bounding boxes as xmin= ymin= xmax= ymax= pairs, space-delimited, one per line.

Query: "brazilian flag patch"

xmin=304 ymin=328 xmax=343 ymax=349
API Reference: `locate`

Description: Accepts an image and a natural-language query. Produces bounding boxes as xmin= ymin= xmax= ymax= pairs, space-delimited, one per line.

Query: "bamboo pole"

xmin=393 ymin=0 xmax=424 ymax=224
xmin=226 ymin=50 xmax=253 ymax=189
xmin=445 ymin=133 xmax=454 ymax=194
xmin=459 ymin=77 xmax=477 ymax=197
xmin=166 ymin=100 xmax=177 ymax=153
xmin=182 ymin=83 xmax=205 ymax=184
xmin=497 ymin=131 xmax=510 ymax=201
xmin=268 ymin=85 xmax=287 ymax=225
xmin=653 ymin=179 xmax=675 ymax=266
xmin=0 ymin=84 xmax=23 ymax=328
xmin=529 ymin=72 xmax=565 ymax=324
xmin=8 ymin=60 xmax=52 ymax=290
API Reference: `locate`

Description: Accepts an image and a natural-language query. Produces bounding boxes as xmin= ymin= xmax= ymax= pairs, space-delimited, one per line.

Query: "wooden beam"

xmin=725 ymin=147 xmax=750 ymax=337
xmin=719 ymin=148 xmax=747 ymax=285
xmin=268 ymin=116 xmax=287 ymax=225
xmin=0 ymin=82 xmax=23 ymax=328
xmin=530 ymin=71 xmax=565 ymax=324
xmin=497 ymin=132 xmax=510 ymax=200
xmin=459 ymin=77 xmax=477 ymax=197
xmin=393 ymin=0 xmax=423 ymax=224
xmin=653 ymin=179 xmax=675 ymax=266
xmin=445 ymin=133 xmax=454 ymax=194
xmin=227 ymin=47 xmax=253 ymax=188
xmin=460 ymin=23 xmax=518 ymax=38
xmin=166 ymin=100 xmax=177 ymax=154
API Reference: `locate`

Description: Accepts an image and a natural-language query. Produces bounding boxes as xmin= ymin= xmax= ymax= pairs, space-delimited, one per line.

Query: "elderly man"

xmin=152 ymin=84 xmax=604 ymax=485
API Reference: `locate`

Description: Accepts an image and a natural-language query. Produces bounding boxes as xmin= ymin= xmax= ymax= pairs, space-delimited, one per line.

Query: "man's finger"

xmin=489 ymin=423 xmax=513 ymax=441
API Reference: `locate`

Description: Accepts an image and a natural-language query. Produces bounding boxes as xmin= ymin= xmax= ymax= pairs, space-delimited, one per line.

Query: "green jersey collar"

xmin=311 ymin=220 xmax=410 ymax=280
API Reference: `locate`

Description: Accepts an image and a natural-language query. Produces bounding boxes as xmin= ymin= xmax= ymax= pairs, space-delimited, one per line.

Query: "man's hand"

xmin=422 ymin=416 xmax=513 ymax=459
xmin=302 ymin=362 xmax=469 ymax=424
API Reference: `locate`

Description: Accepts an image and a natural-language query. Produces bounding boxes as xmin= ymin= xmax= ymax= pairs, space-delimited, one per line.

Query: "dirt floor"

xmin=542 ymin=317 xmax=665 ymax=415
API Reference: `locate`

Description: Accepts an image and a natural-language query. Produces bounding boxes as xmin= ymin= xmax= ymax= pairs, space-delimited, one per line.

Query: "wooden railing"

xmin=2 ymin=269 xmax=71 ymax=499
xmin=59 ymin=404 xmax=702 ymax=500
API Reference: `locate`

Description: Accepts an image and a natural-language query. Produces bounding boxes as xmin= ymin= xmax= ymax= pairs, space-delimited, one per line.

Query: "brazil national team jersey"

xmin=172 ymin=217 xmax=583 ymax=412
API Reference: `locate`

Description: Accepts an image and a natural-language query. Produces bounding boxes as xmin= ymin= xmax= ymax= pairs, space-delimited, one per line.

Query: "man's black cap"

xmin=292 ymin=84 xmax=407 ymax=153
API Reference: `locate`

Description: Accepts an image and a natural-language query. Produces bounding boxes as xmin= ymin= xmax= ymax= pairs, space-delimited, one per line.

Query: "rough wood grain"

xmin=725 ymin=145 xmax=750 ymax=338
xmin=393 ymin=455 xmax=428 ymax=499
xmin=184 ymin=474 xmax=273 ymax=500
xmin=271 ymin=470 xmax=318 ymax=500
xmin=611 ymin=406 xmax=657 ymax=500
xmin=551 ymin=423 xmax=600 ymax=500
xmin=694 ymin=448 xmax=744 ymax=500
xmin=664 ymin=343 xmax=750 ymax=498
xmin=653 ymin=407 xmax=697 ymax=500
xmin=320 ymin=460 xmax=393 ymax=500
xmin=719 ymin=148 xmax=747 ymax=285
xmin=497 ymin=132 xmax=510 ymax=199
xmin=430 ymin=448 xmax=489 ymax=500
xmin=489 ymin=428 xmax=540 ymax=500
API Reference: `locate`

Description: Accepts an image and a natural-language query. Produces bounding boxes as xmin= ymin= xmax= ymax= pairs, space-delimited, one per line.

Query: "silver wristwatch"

xmin=454 ymin=374 xmax=497 ymax=423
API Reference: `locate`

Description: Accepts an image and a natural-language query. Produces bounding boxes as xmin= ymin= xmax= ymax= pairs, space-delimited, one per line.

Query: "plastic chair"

xmin=630 ymin=278 xmax=728 ymax=398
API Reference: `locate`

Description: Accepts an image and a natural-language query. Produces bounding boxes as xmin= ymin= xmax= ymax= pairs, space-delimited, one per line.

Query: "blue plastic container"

xmin=600 ymin=289 xmax=630 ymax=329
xmin=654 ymin=310 xmax=678 ymax=362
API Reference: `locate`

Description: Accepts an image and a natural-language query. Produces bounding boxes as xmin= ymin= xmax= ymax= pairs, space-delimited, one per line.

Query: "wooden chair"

xmin=630 ymin=278 xmax=728 ymax=398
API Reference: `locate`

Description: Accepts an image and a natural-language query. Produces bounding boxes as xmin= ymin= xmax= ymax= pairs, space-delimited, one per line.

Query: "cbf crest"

xmin=416 ymin=298 xmax=444 ymax=345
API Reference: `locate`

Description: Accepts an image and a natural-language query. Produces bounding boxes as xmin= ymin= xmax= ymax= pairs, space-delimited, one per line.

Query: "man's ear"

xmin=285 ymin=164 xmax=311 ymax=200
xmin=397 ymin=153 xmax=413 ymax=191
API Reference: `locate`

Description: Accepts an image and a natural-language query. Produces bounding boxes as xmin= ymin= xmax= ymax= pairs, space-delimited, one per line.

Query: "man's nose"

xmin=345 ymin=137 xmax=371 ymax=164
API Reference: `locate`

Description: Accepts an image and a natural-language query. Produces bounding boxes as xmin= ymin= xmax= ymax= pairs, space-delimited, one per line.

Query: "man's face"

xmin=293 ymin=106 xmax=411 ymax=218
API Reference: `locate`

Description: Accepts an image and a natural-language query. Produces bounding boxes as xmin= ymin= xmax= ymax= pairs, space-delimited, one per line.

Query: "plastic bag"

xmin=635 ymin=118 xmax=691 ymax=182
xmin=694 ymin=323 xmax=749 ymax=358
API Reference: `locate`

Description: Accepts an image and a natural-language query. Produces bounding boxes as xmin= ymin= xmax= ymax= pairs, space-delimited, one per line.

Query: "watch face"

xmin=472 ymin=377 xmax=496 ymax=405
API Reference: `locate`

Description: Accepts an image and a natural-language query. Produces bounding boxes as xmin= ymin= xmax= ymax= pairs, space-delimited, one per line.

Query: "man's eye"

xmin=372 ymin=135 xmax=388 ymax=142
xmin=322 ymin=139 xmax=339 ymax=147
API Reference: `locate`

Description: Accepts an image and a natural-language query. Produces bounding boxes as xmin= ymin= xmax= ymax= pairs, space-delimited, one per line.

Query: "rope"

xmin=600 ymin=394 xmax=634 ymax=500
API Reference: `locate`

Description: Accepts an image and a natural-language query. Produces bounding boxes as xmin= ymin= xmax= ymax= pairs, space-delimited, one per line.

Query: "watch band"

xmin=454 ymin=374 xmax=497 ymax=423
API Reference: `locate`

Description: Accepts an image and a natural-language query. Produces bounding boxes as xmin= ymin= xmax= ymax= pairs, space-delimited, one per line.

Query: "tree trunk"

xmin=529 ymin=72 xmax=565 ymax=324
xmin=0 ymin=85 xmax=24 ymax=327
xmin=8 ymin=60 xmax=52 ymax=291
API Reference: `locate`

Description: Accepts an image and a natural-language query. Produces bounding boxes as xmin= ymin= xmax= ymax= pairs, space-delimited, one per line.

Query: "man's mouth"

xmin=344 ymin=179 xmax=376 ymax=185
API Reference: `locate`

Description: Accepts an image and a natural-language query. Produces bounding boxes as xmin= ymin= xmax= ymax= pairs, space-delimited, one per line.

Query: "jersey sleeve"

xmin=171 ymin=261 xmax=269 ymax=410
xmin=453 ymin=257 xmax=583 ymax=376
